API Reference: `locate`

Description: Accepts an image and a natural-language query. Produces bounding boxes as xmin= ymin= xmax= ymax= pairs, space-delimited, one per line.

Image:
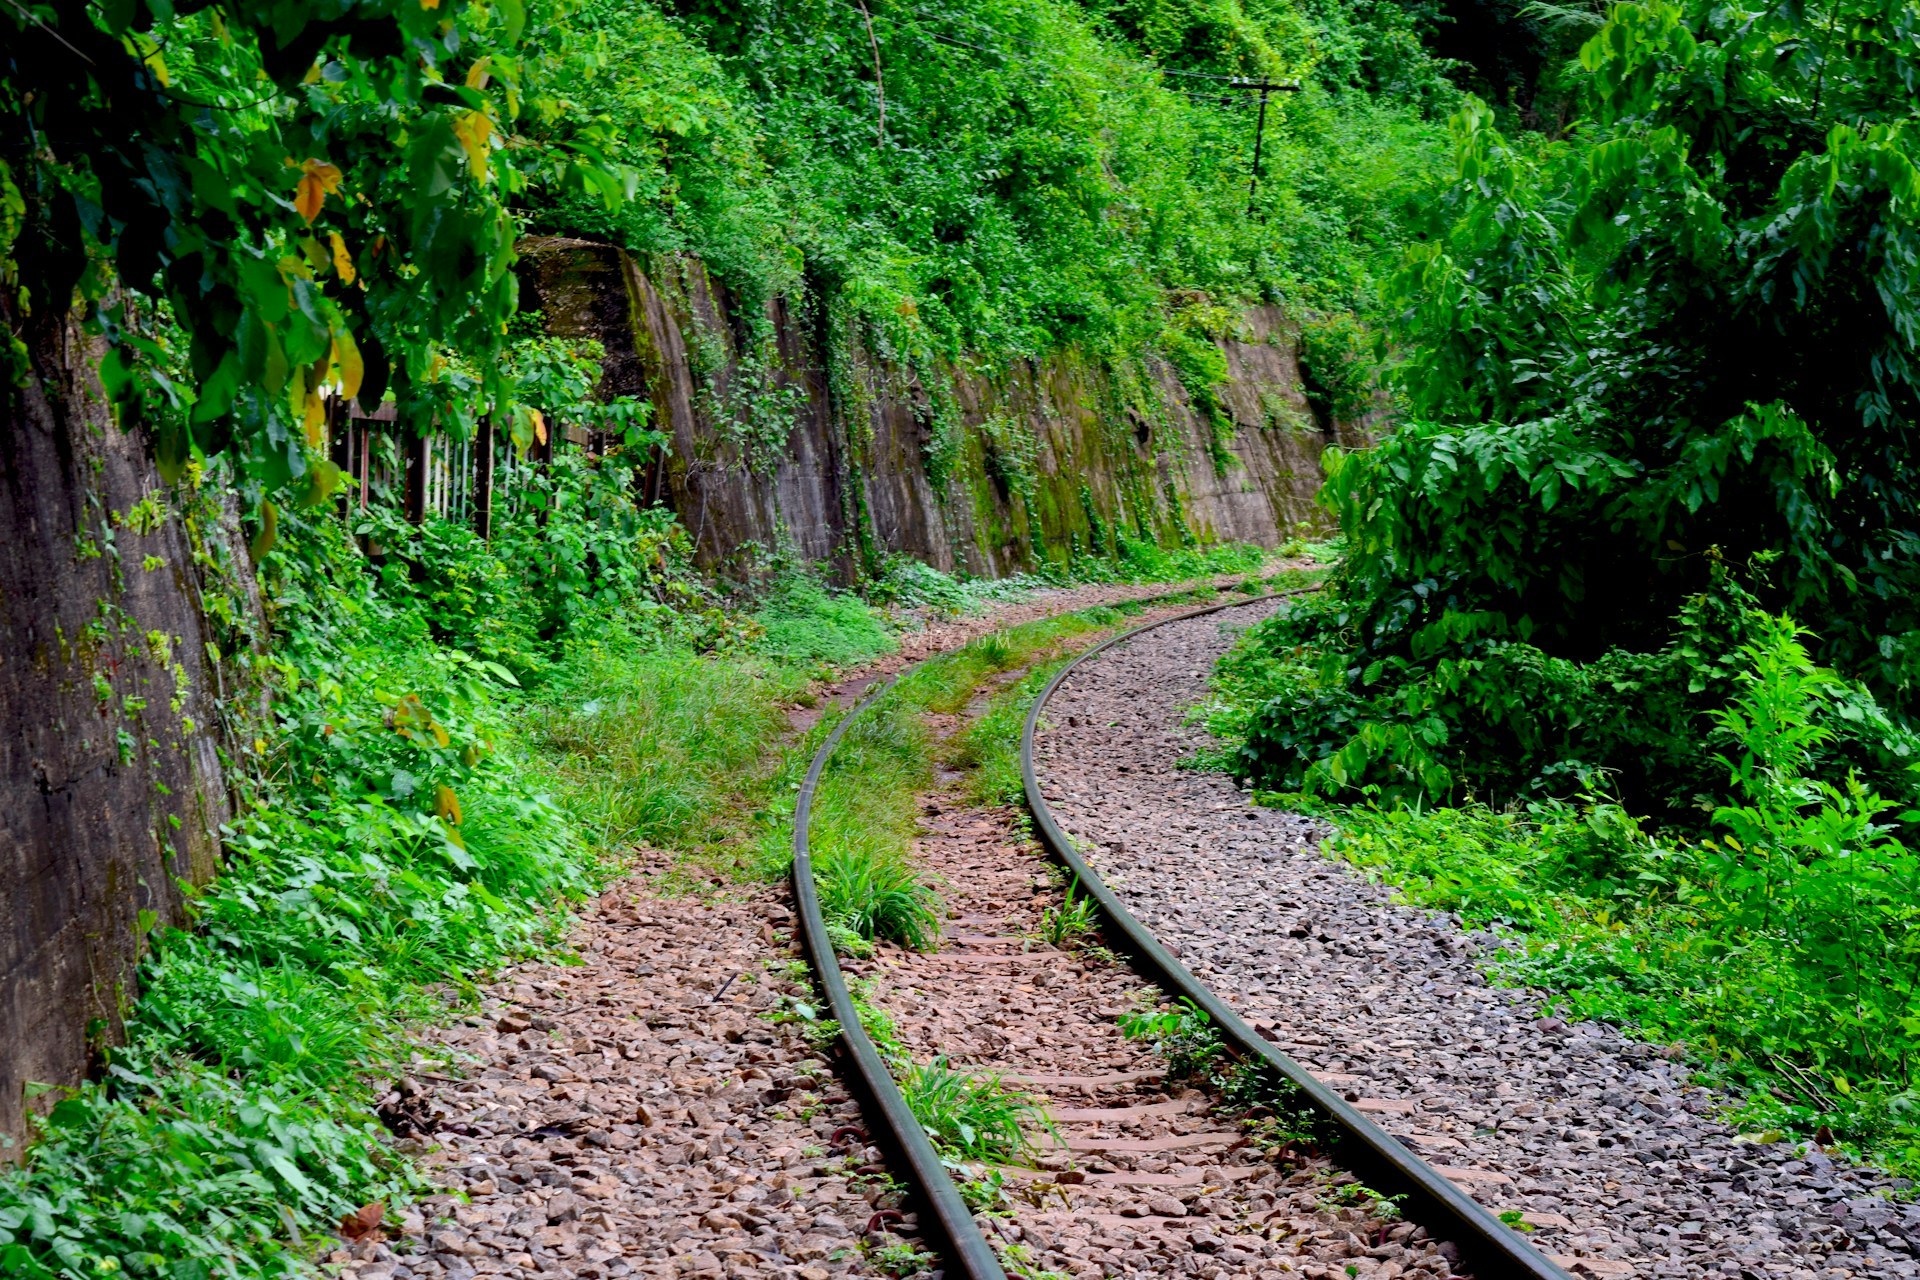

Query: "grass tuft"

xmin=898 ymin=1058 xmax=1050 ymax=1163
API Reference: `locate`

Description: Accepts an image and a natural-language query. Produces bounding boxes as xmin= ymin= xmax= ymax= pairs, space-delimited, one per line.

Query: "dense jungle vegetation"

xmin=5 ymin=0 xmax=1919 ymax=1272
xmin=0 ymin=0 xmax=1407 ymax=1272
xmin=1211 ymin=0 xmax=1920 ymax=1173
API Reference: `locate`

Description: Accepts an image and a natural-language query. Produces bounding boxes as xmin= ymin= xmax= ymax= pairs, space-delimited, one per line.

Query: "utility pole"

xmin=1230 ymin=80 xmax=1300 ymax=217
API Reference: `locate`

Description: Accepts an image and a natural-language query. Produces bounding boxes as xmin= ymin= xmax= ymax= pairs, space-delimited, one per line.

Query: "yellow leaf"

xmin=465 ymin=56 xmax=492 ymax=90
xmin=303 ymin=386 xmax=327 ymax=449
xmin=294 ymin=174 xmax=325 ymax=224
xmin=327 ymin=231 xmax=356 ymax=284
xmin=421 ymin=0 xmax=441 ymax=7
xmin=332 ymin=329 xmax=364 ymax=401
xmin=249 ymin=499 xmax=278 ymax=560
xmin=530 ymin=406 xmax=547 ymax=446
xmin=294 ymin=159 xmax=343 ymax=224
xmin=305 ymin=159 xmax=344 ymax=195
xmin=436 ymin=785 xmax=463 ymax=825
xmin=451 ymin=110 xmax=494 ymax=183
xmin=286 ymin=362 xmax=308 ymax=422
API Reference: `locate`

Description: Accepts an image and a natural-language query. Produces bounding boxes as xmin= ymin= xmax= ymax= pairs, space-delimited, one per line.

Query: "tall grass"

xmin=805 ymin=699 xmax=947 ymax=949
xmin=533 ymin=647 xmax=793 ymax=856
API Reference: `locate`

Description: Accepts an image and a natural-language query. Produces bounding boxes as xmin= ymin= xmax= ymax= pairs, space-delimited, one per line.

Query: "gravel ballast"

xmin=863 ymin=729 xmax=1460 ymax=1280
xmin=1033 ymin=602 xmax=1920 ymax=1280
xmin=335 ymin=853 xmax=908 ymax=1280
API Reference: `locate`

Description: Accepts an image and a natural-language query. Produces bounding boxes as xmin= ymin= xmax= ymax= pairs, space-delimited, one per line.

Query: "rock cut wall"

xmin=519 ymin=239 xmax=1365 ymax=577
xmin=0 ymin=307 xmax=241 ymax=1151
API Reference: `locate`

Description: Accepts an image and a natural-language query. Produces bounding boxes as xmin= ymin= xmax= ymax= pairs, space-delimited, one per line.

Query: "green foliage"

xmin=1158 ymin=306 xmax=1238 ymax=468
xmin=1116 ymin=996 xmax=1326 ymax=1152
xmin=896 ymin=1058 xmax=1049 ymax=1163
xmin=804 ymin=696 xmax=946 ymax=948
xmin=753 ymin=572 xmax=899 ymax=672
xmin=1227 ymin=570 xmax=1920 ymax=826
xmin=0 ymin=1 xmax=629 ymax=494
xmin=1118 ymin=997 xmax=1228 ymax=1083
xmin=346 ymin=448 xmax=706 ymax=675
xmin=1273 ymin=617 xmax=1920 ymax=1168
xmin=516 ymin=0 xmax=1455 ymax=430
xmin=0 ymin=1065 xmax=416 ymax=1280
xmin=816 ymin=836 xmax=946 ymax=953
xmin=1295 ymin=314 xmax=1376 ymax=426
xmin=1038 ymin=883 xmax=1098 ymax=948
xmin=954 ymin=657 xmax=1075 ymax=807
xmin=871 ymin=543 xmax=1270 ymax=618
xmin=1327 ymin=0 xmax=1920 ymax=719
xmin=533 ymin=647 xmax=792 ymax=856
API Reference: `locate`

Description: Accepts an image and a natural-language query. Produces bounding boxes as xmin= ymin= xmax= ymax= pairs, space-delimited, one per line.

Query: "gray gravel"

xmin=1033 ymin=602 xmax=1920 ymax=1280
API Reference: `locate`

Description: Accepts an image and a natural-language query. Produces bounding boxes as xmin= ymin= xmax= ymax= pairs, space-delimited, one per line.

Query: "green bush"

xmin=1226 ymin=575 xmax=1920 ymax=826
xmin=1270 ymin=616 xmax=1920 ymax=1168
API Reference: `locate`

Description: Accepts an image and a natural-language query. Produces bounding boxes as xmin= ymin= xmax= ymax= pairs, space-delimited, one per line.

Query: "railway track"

xmin=792 ymin=593 xmax=1570 ymax=1280
xmin=1031 ymin=600 xmax=1920 ymax=1280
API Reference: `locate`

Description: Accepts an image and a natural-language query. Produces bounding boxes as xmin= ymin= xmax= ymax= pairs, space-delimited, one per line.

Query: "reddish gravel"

xmin=858 ymin=708 xmax=1465 ymax=1279
xmin=344 ymin=856 xmax=910 ymax=1280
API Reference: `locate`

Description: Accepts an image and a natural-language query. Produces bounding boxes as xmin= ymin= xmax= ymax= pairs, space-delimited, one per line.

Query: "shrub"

xmin=1275 ymin=618 xmax=1920 ymax=1165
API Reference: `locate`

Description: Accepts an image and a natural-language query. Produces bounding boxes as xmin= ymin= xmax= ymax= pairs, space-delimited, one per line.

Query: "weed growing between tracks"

xmin=778 ymin=592 xmax=1239 ymax=951
xmin=1116 ymin=1000 xmax=1332 ymax=1165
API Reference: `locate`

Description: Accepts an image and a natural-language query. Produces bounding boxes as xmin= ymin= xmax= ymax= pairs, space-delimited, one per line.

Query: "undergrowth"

xmin=0 ymin=431 xmax=1270 ymax=1278
xmin=1217 ymin=609 xmax=1920 ymax=1174
xmin=0 ymin=512 xmax=597 ymax=1279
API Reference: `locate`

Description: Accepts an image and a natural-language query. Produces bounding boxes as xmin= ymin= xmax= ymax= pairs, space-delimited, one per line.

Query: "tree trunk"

xmin=0 ymin=302 xmax=240 ymax=1152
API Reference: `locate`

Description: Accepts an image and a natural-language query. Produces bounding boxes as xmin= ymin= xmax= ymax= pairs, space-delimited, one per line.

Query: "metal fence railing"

xmin=326 ymin=398 xmax=662 ymax=538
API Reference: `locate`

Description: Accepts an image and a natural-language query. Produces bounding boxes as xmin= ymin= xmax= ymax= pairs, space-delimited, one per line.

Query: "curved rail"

xmin=1019 ymin=596 xmax=1574 ymax=1280
xmin=791 ymin=678 xmax=1010 ymax=1280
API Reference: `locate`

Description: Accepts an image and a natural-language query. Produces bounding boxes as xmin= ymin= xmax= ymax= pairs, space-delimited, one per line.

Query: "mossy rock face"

xmin=2 ymin=313 xmax=243 ymax=1150
xmin=519 ymin=241 xmax=1343 ymax=581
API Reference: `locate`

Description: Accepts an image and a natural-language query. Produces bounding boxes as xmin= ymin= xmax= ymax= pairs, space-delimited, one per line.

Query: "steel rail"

xmin=791 ymin=677 xmax=1011 ymax=1280
xmin=788 ymin=581 xmax=1253 ymax=1279
xmin=1019 ymin=595 xmax=1575 ymax=1280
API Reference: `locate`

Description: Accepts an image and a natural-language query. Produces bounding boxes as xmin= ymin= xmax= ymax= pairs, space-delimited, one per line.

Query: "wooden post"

xmin=474 ymin=415 xmax=495 ymax=540
xmin=404 ymin=430 xmax=428 ymax=525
